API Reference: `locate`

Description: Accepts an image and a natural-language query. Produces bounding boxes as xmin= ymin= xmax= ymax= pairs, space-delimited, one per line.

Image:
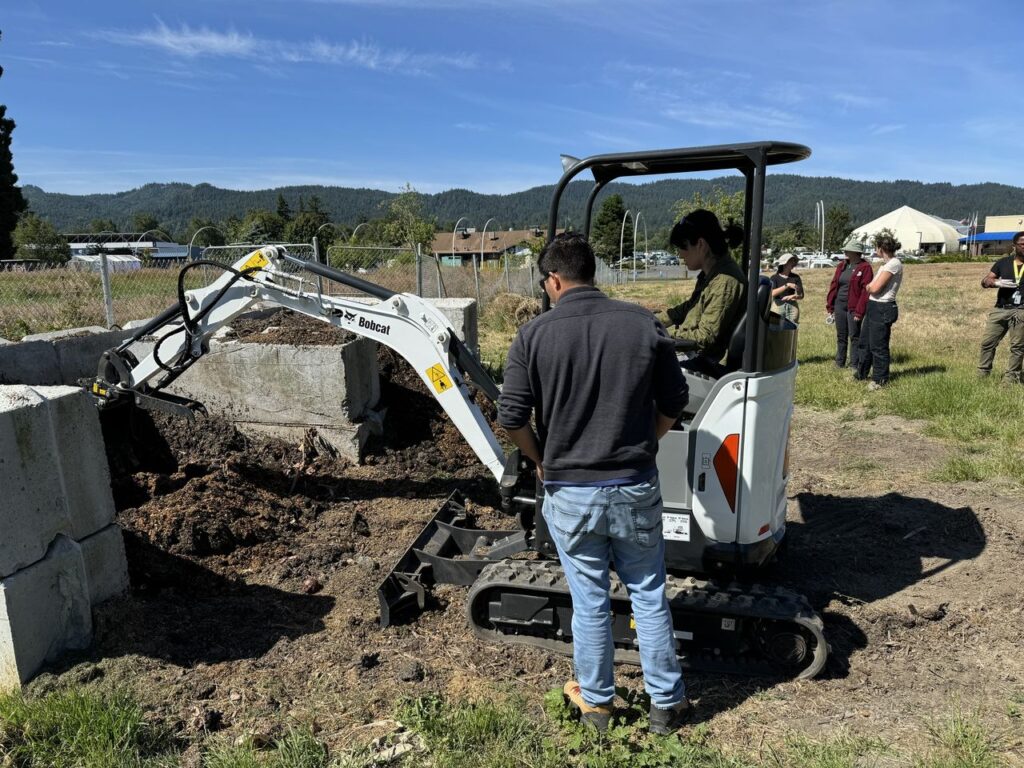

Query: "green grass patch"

xmin=0 ymin=687 xmax=176 ymax=767
xmin=773 ymin=732 xmax=889 ymax=767
xmin=922 ymin=708 xmax=1005 ymax=768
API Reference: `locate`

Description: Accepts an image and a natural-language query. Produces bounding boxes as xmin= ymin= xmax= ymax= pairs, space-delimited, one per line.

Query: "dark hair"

xmin=1013 ymin=231 xmax=1024 ymax=244
xmin=537 ymin=233 xmax=596 ymax=283
xmin=669 ymin=209 xmax=744 ymax=258
xmin=873 ymin=232 xmax=901 ymax=255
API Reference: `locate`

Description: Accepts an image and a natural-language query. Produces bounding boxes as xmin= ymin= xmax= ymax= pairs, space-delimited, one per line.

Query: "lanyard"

xmin=1014 ymin=261 xmax=1024 ymax=283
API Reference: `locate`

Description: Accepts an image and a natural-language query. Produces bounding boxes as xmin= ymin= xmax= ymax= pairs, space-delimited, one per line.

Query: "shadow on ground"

xmin=83 ymin=535 xmax=334 ymax=669
xmin=677 ymin=491 xmax=985 ymax=720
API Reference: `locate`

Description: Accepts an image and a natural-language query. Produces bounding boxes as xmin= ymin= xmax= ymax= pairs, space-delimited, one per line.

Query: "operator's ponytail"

xmin=669 ymin=209 xmax=744 ymax=259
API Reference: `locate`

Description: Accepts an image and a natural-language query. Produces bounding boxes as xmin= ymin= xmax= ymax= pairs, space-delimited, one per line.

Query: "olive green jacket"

xmin=665 ymin=257 xmax=746 ymax=361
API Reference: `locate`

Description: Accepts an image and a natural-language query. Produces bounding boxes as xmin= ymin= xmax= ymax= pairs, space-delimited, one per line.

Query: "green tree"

xmin=131 ymin=212 xmax=162 ymax=235
xmin=306 ymin=194 xmax=325 ymax=215
xmin=276 ymin=193 xmax=292 ymax=222
xmin=184 ymin=218 xmax=226 ymax=249
xmin=14 ymin=213 xmax=70 ymax=265
xmin=0 ymin=32 xmax=28 ymax=260
xmin=285 ymin=210 xmax=330 ymax=245
xmin=765 ymin=220 xmax=817 ymax=254
xmin=89 ymin=218 xmax=118 ymax=233
xmin=590 ymin=194 xmax=633 ymax=264
xmin=381 ymin=184 xmax=435 ymax=255
xmin=824 ymin=205 xmax=853 ymax=253
xmin=238 ymin=209 xmax=285 ymax=243
xmin=671 ymin=187 xmax=745 ymax=231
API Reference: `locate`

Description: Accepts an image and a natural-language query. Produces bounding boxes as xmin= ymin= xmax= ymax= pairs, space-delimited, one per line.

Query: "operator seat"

xmin=680 ymin=278 xmax=772 ymax=416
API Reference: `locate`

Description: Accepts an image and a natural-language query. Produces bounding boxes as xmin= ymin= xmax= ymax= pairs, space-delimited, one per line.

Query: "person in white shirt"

xmin=854 ymin=233 xmax=903 ymax=389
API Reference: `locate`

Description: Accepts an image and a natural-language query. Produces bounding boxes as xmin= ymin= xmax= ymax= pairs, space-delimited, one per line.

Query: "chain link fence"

xmin=0 ymin=241 xmax=628 ymax=342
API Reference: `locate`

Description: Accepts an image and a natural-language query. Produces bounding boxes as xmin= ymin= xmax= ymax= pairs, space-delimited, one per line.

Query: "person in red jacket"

xmin=826 ymin=240 xmax=874 ymax=368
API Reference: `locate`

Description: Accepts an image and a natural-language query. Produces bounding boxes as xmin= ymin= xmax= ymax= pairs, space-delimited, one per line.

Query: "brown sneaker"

xmin=562 ymin=681 xmax=613 ymax=733
xmin=649 ymin=698 xmax=692 ymax=735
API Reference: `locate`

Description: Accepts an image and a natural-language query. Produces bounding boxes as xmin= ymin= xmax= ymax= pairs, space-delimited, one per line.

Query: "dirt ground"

xmin=28 ymin=315 xmax=1024 ymax=759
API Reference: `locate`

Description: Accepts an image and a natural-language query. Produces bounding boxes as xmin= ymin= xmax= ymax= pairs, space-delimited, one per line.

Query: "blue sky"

xmin=2 ymin=0 xmax=1020 ymax=195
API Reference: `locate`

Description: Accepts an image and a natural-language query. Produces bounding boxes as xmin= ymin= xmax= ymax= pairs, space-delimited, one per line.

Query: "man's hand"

xmin=982 ymin=274 xmax=997 ymax=289
xmin=854 ymin=314 xmax=862 ymax=322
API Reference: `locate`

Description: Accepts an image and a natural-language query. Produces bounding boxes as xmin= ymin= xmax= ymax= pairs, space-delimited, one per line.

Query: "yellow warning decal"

xmin=240 ymin=250 xmax=269 ymax=272
xmin=629 ymin=616 xmax=636 ymax=630
xmin=426 ymin=363 xmax=453 ymax=394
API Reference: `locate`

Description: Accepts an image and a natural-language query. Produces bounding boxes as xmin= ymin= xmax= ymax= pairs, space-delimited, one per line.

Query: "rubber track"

xmin=467 ymin=559 xmax=828 ymax=680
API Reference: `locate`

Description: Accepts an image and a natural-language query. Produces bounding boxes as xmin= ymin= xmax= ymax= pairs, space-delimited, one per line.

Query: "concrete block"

xmin=0 ymin=340 xmax=60 ymax=386
xmin=22 ymin=326 xmax=134 ymax=386
xmin=429 ymin=298 xmax=478 ymax=355
xmin=79 ymin=524 xmax=129 ymax=605
xmin=150 ymin=337 xmax=381 ymax=461
xmin=0 ymin=386 xmax=115 ymax=577
xmin=0 ymin=535 xmax=92 ymax=689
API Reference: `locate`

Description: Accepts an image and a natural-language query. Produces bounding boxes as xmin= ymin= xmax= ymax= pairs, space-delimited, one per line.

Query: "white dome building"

xmin=849 ymin=205 xmax=962 ymax=254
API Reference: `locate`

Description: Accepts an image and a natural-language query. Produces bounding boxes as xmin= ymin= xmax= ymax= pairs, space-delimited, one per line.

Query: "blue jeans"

xmin=543 ymin=478 xmax=686 ymax=709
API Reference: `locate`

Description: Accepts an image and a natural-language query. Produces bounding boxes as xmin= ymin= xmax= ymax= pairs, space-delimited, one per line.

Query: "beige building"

xmin=432 ymin=227 xmax=563 ymax=266
xmin=984 ymin=214 xmax=1024 ymax=233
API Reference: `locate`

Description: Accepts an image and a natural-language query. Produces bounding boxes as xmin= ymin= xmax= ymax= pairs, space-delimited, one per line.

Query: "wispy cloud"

xmin=830 ymin=91 xmax=883 ymax=111
xmin=97 ymin=20 xmax=258 ymax=59
xmin=93 ymin=19 xmax=478 ymax=75
xmin=455 ymin=122 xmax=489 ymax=131
xmin=283 ymin=39 xmax=477 ymax=73
xmin=869 ymin=123 xmax=905 ymax=136
xmin=663 ymin=102 xmax=800 ymax=130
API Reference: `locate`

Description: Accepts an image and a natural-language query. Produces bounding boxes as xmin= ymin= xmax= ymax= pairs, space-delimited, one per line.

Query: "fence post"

xmin=529 ymin=261 xmax=536 ymax=298
xmin=416 ymin=243 xmax=423 ymax=297
xmin=504 ymin=251 xmax=511 ymax=293
xmin=312 ymin=236 xmax=325 ymax=294
xmin=473 ymin=254 xmax=481 ymax=308
xmin=435 ymin=255 xmax=445 ymax=298
xmin=98 ymin=251 xmax=115 ymax=328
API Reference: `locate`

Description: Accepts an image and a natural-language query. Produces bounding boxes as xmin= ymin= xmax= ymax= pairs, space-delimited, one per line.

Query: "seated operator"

xmin=661 ymin=209 xmax=747 ymax=377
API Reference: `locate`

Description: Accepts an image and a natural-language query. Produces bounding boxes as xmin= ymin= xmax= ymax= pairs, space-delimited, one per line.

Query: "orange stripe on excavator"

xmin=713 ymin=433 xmax=740 ymax=513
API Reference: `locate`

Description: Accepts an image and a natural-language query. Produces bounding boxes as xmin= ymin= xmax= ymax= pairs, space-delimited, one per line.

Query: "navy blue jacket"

xmin=498 ymin=286 xmax=689 ymax=484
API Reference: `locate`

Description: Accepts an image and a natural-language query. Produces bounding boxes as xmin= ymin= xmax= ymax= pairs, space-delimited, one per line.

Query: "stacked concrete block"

xmin=0 ymin=385 xmax=129 ymax=689
xmin=427 ymin=298 xmax=478 ymax=357
xmin=148 ymin=335 xmax=383 ymax=461
xmin=0 ymin=326 xmax=134 ymax=386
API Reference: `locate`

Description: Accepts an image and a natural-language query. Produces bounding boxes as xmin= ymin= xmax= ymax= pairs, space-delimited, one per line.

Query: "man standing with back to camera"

xmin=497 ymin=233 xmax=692 ymax=735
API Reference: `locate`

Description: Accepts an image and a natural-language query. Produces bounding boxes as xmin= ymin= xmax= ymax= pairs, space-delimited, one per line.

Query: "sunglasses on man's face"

xmin=538 ymin=272 xmax=551 ymax=291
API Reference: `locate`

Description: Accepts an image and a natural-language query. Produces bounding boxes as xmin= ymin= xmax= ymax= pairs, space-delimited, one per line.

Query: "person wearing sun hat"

xmin=769 ymin=252 xmax=804 ymax=324
xmin=826 ymin=239 xmax=874 ymax=369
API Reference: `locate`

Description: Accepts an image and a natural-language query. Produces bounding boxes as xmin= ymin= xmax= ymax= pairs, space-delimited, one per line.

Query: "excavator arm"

xmin=90 ymin=246 xmax=510 ymax=484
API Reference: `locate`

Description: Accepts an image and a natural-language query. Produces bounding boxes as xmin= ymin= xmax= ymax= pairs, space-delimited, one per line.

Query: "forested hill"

xmin=21 ymin=175 xmax=1024 ymax=235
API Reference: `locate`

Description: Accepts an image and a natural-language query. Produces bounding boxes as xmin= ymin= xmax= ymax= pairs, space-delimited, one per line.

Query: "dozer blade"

xmin=377 ymin=490 xmax=524 ymax=627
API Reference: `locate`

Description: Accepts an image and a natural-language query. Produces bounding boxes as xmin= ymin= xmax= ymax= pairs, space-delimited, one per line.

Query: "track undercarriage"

xmin=378 ymin=493 xmax=828 ymax=681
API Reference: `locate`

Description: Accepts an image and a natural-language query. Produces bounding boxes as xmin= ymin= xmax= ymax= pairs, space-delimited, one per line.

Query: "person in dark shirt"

xmin=978 ymin=231 xmax=1024 ymax=382
xmin=769 ymin=253 xmax=804 ymax=324
xmin=498 ymin=233 xmax=691 ymax=735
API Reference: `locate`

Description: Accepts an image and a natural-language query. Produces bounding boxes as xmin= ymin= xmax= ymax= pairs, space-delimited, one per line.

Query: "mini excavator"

xmin=90 ymin=141 xmax=828 ymax=680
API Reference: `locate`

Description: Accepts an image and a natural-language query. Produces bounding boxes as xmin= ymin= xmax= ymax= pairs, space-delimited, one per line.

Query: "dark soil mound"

xmin=230 ymin=308 xmax=356 ymax=346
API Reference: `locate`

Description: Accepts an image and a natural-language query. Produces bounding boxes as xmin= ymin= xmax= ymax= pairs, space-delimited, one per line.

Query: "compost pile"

xmin=229 ymin=308 xmax=357 ymax=346
xmin=89 ymin=328 xmax=545 ymax=741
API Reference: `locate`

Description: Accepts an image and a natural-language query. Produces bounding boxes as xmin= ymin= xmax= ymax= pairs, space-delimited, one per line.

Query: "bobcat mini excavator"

xmin=89 ymin=140 xmax=828 ymax=681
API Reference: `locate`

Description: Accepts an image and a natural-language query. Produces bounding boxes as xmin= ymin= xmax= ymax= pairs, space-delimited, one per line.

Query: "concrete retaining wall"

xmin=147 ymin=335 xmax=384 ymax=461
xmin=0 ymin=386 xmax=129 ymax=689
